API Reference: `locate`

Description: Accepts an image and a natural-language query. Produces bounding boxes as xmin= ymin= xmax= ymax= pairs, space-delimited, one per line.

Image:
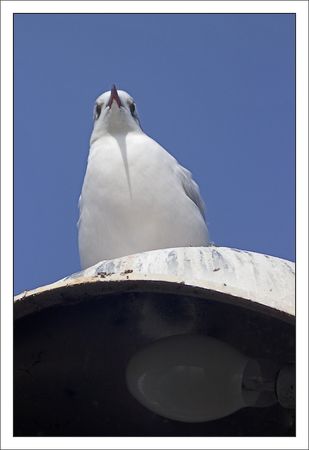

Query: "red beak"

xmin=107 ymin=84 xmax=122 ymax=108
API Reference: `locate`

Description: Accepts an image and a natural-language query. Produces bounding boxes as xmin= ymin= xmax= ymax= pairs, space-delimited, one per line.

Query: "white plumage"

xmin=78 ymin=86 xmax=209 ymax=269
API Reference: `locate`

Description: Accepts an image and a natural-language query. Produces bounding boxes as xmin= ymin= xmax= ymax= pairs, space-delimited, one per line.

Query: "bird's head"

xmin=90 ymin=85 xmax=142 ymax=144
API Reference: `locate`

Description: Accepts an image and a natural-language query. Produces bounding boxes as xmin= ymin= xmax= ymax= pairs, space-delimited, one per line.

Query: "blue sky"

xmin=14 ymin=13 xmax=295 ymax=294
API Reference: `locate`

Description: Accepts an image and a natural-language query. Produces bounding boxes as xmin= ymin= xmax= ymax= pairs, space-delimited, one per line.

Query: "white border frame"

xmin=1 ymin=1 xmax=308 ymax=449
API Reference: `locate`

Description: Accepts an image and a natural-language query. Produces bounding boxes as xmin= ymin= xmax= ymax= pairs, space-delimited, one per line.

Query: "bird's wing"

xmin=176 ymin=164 xmax=206 ymax=219
xmin=77 ymin=195 xmax=83 ymax=228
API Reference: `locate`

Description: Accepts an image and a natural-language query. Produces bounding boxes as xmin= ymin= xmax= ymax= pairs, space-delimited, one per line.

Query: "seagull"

xmin=78 ymin=85 xmax=209 ymax=269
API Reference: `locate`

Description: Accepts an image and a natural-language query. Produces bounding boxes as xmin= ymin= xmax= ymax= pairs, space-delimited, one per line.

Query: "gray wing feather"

xmin=176 ymin=164 xmax=206 ymax=219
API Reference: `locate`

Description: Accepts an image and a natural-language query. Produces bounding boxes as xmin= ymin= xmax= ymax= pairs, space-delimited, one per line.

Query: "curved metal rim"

xmin=14 ymin=277 xmax=295 ymax=323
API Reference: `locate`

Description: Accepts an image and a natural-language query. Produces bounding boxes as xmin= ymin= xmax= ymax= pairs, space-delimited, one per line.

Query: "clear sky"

xmin=14 ymin=13 xmax=295 ymax=294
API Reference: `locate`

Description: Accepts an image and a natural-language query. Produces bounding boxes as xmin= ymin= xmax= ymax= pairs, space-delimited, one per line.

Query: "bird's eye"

xmin=95 ymin=104 xmax=102 ymax=120
xmin=129 ymin=103 xmax=136 ymax=115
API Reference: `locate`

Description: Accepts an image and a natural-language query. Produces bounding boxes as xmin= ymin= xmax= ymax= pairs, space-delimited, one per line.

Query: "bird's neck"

xmin=90 ymin=127 xmax=143 ymax=146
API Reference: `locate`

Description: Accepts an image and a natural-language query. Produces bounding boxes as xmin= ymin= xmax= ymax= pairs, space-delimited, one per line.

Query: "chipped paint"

xmin=166 ymin=250 xmax=179 ymax=275
xmin=14 ymin=247 xmax=295 ymax=319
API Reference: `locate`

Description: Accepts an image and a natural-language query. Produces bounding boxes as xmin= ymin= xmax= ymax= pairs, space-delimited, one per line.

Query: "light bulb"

xmin=126 ymin=334 xmax=268 ymax=423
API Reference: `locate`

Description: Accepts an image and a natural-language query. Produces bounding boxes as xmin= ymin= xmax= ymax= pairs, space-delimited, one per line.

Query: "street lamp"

xmin=14 ymin=246 xmax=295 ymax=436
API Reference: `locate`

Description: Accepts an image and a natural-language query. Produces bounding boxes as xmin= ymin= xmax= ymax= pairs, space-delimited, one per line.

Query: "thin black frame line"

xmin=12 ymin=12 xmax=296 ymax=15
xmin=2 ymin=0 xmax=306 ymax=2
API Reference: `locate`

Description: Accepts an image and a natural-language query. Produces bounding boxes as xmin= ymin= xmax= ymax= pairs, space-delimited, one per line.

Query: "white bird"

xmin=78 ymin=85 xmax=209 ymax=269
